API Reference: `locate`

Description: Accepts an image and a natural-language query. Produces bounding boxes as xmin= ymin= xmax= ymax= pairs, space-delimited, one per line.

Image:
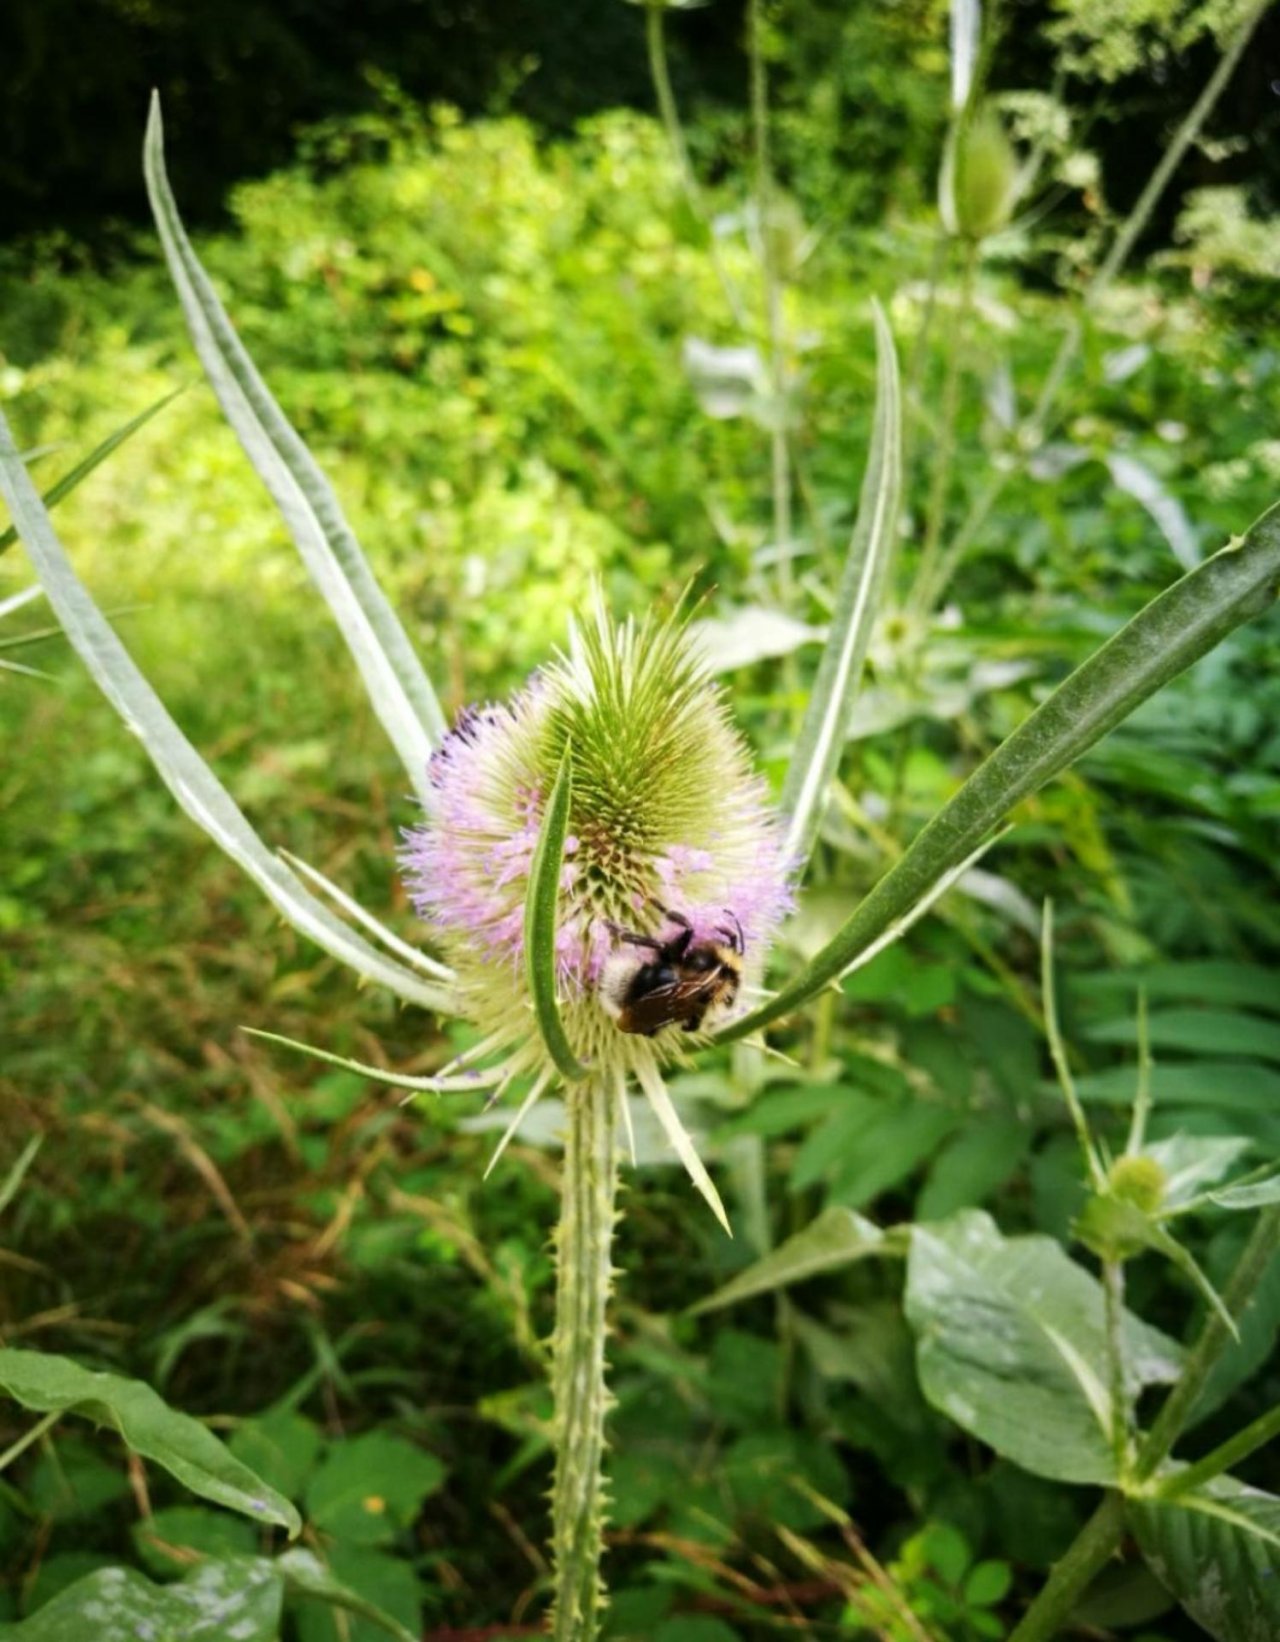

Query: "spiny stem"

xmin=549 ymin=1075 xmax=619 ymax=1641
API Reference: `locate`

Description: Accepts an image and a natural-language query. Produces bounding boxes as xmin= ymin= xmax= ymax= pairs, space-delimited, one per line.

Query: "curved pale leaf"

xmin=0 ymin=1349 xmax=300 ymax=1535
xmin=721 ymin=501 xmax=1280 ymax=1041
xmin=0 ymin=408 xmax=452 ymax=1013
xmin=634 ymin=1056 xmax=729 ymax=1234
xmin=905 ymin=1211 xmax=1182 ymax=1485
xmin=691 ymin=1206 xmax=901 ymax=1314
xmin=524 ymin=748 xmax=588 ymax=1082
xmin=1131 ymin=1476 xmax=1280 ymax=1642
xmin=144 ymin=94 xmax=445 ymax=794
xmin=1209 ymin=1171 xmax=1280 ymax=1210
xmin=781 ymin=300 xmax=901 ymax=870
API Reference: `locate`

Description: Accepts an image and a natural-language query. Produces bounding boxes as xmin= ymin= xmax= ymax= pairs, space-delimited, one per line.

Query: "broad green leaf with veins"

xmin=905 ymin=1211 xmax=1182 ymax=1485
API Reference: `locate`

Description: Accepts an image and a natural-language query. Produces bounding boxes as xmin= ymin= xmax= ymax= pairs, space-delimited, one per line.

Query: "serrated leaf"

xmin=720 ymin=499 xmax=1280 ymax=1042
xmin=0 ymin=1559 xmax=283 ymax=1642
xmin=781 ymin=300 xmax=901 ymax=870
xmin=905 ymin=1211 xmax=1182 ymax=1485
xmin=1130 ymin=1476 xmax=1280 ymax=1642
xmin=691 ymin=1206 xmax=899 ymax=1314
xmin=144 ymin=96 xmax=445 ymax=788
xmin=0 ymin=408 xmax=452 ymax=1015
xmin=0 ymin=1349 xmax=299 ymax=1535
xmin=524 ymin=748 xmax=587 ymax=1082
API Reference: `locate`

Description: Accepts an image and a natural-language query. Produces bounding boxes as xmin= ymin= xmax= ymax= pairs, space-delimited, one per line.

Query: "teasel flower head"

xmin=400 ymin=600 xmax=792 ymax=1224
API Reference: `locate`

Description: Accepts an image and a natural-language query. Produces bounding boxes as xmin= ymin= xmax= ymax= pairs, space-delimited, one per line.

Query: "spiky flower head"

xmin=400 ymin=600 xmax=791 ymax=1219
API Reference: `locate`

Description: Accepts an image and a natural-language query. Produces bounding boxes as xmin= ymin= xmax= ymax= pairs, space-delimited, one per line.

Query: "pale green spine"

xmin=549 ymin=1076 xmax=618 ymax=1641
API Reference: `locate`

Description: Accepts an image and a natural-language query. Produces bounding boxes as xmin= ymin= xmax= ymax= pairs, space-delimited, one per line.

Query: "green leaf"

xmin=690 ymin=1206 xmax=899 ymax=1314
xmin=1087 ymin=1010 xmax=1280 ymax=1064
xmin=0 ymin=390 xmax=182 ymax=559
xmin=1073 ymin=961 xmax=1280 ymax=1017
xmin=0 ymin=1559 xmax=283 ymax=1642
xmin=0 ymin=407 xmax=452 ymax=1016
xmin=0 ymin=1349 xmax=300 ymax=1535
xmin=1209 ymin=1170 xmax=1280 ymax=1210
xmin=143 ymin=95 xmax=446 ymax=788
xmin=523 ymin=747 xmax=588 ymax=1082
xmin=0 ymin=1137 xmax=40 ymax=1218
xmin=1074 ymin=1061 xmax=1280 ymax=1115
xmin=781 ymin=299 xmax=901 ymax=870
xmin=964 ymin=1560 xmax=1013 ymax=1606
xmin=279 ymin=1547 xmax=418 ymax=1642
xmin=916 ymin=1113 xmax=1029 ymax=1221
xmin=228 ymin=1411 xmax=323 ymax=1503
xmin=304 ymin=1431 xmax=444 ymax=1547
xmin=1146 ymin=1134 xmax=1254 ymax=1208
xmin=132 ymin=1505 xmax=257 ymax=1577
xmin=719 ymin=500 xmax=1280 ymax=1041
xmin=1130 ymin=1476 xmax=1280 ymax=1642
xmin=905 ymin=1211 xmax=1182 ymax=1484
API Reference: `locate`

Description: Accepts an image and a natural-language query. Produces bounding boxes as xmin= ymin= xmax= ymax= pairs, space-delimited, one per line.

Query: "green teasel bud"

xmin=1075 ymin=1155 xmax=1170 ymax=1262
xmin=939 ymin=104 xmax=1021 ymax=243
xmin=1075 ymin=1191 xmax=1153 ymax=1264
xmin=1108 ymin=1153 xmax=1167 ymax=1215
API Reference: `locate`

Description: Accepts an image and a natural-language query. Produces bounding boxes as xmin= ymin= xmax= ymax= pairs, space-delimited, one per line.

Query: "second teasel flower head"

xmin=401 ymin=600 xmax=792 ymax=1092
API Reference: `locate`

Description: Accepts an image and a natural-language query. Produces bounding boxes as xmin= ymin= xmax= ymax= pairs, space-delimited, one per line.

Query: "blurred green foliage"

xmin=1 ymin=51 xmax=1278 ymax=1640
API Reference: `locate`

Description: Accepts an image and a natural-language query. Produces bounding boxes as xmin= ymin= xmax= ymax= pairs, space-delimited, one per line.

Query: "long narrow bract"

xmin=780 ymin=300 xmax=902 ymax=871
xmin=143 ymin=95 xmax=446 ymax=800
xmin=722 ymin=502 xmax=1280 ymax=1040
xmin=0 ymin=408 xmax=454 ymax=1014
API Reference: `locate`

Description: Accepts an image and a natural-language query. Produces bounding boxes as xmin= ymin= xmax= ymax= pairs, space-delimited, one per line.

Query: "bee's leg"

xmin=682 ymin=1010 xmax=705 ymax=1033
xmin=648 ymin=903 xmax=694 ymax=959
xmin=604 ymin=919 xmax=664 ymax=953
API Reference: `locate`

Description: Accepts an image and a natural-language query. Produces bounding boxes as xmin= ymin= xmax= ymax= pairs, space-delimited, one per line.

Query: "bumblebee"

xmin=601 ymin=907 xmax=745 ymax=1037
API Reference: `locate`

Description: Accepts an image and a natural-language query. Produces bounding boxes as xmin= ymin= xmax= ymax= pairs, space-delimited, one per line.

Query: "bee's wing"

xmin=620 ymin=970 xmax=724 ymax=1034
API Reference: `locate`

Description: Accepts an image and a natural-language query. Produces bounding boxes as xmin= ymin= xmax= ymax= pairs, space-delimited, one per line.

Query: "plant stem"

xmin=644 ymin=2 xmax=749 ymax=330
xmin=0 ymin=1409 xmax=59 ymax=1475
xmin=1134 ymin=1204 xmax=1280 ymax=1484
xmin=549 ymin=1075 xmax=619 ymax=1641
xmin=748 ymin=0 xmax=794 ymax=603
xmin=1007 ymin=1493 xmax=1125 ymax=1642
xmin=911 ymin=237 xmax=977 ymax=611
xmin=920 ymin=0 xmax=1269 ymax=611
xmin=1103 ymin=1260 xmax=1132 ymax=1476
xmin=1159 ymin=1402 xmax=1280 ymax=1501
xmin=1009 ymin=1206 xmax=1280 ymax=1641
